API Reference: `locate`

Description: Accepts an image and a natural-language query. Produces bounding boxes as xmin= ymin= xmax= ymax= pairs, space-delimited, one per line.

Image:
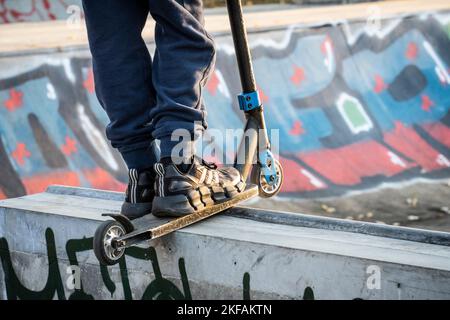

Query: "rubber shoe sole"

xmin=152 ymin=181 xmax=246 ymax=218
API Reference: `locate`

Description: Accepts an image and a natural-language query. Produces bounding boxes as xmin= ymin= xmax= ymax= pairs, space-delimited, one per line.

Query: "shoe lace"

xmin=194 ymin=155 xmax=217 ymax=170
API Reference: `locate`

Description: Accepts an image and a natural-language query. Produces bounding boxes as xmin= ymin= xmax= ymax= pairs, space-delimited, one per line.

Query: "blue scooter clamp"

xmin=238 ymin=91 xmax=261 ymax=111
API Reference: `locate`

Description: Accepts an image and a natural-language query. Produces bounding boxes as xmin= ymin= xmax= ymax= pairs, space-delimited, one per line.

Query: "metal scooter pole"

xmin=226 ymin=0 xmax=271 ymax=182
xmin=226 ymin=0 xmax=256 ymax=93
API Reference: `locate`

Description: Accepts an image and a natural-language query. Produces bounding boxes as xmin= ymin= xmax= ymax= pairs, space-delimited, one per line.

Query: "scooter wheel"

xmin=251 ymin=158 xmax=283 ymax=198
xmin=93 ymin=220 xmax=126 ymax=266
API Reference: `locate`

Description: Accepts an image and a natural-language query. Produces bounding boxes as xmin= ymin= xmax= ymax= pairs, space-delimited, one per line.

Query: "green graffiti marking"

xmin=243 ymin=272 xmax=315 ymax=300
xmin=343 ymin=100 xmax=367 ymax=128
xmin=1 ymin=228 xmax=317 ymax=300
xmin=127 ymin=246 xmax=191 ymax=300
xmin=65 ymin=236 xmax=94 ymax=300
xmin=0 ymin=228 xmax=192 ymax=300
xmin=303 ymin=287 xmax=315 ymax=300
xmin=243 ymin=272 xmax=250 ymax=300
xmin=0 ymin=229 xmax=65 ymax=300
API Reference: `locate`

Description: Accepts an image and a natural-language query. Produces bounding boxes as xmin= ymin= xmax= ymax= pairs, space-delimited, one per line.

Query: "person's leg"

xmin=148 ymin=0 xmax=216 ymax=161
xmin=83 ymin=0 xmax=158 ymax=219
xmin=82 ymin=0 xmax=158 ymax=170
xmin=147 ymin=0 xmax=245 ymax=217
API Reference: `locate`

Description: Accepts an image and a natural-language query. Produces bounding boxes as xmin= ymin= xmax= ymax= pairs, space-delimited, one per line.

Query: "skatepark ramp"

xmin=1 ymin=0 xmax=450 ymax=299
xmin=1 ymin=185 xmax=450 ymax=299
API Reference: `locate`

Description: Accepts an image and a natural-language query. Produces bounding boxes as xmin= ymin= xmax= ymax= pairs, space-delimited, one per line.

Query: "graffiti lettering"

xmin=0 ymin=228 xmax=317 ymax=300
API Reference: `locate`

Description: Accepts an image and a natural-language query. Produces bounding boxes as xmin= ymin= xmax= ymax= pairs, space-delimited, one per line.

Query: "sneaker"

xmin=120 ymin=168 xmax=155 ymax=220
xmin=152 ymin=157 xmax=246 ymax=217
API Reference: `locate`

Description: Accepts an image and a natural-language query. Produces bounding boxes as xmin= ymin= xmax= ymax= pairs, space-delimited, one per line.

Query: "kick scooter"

xmin=93 ymin=0 xmax=283 ymax=266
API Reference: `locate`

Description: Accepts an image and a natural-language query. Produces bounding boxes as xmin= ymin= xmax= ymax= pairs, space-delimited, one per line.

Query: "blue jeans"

xmin=82 ymin=0 xmax=216 ymax=169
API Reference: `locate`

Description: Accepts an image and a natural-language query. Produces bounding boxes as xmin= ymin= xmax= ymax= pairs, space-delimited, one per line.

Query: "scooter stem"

xmin=226 ymin=0 xmax=273 ymax=182
xmin=226 ymin=0 xmax=257 ymax=93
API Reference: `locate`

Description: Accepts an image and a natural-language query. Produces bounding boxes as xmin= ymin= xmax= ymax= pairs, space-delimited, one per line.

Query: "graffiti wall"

xmin=0 ymin=52 xmax=128 ymax=199
xmin=1 ymin=13 xmax=450 ymax=200
xmin=210 ymin=13 xmax=450 ymax=197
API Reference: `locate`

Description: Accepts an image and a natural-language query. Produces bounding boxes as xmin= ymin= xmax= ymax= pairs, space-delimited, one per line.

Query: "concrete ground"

xmin=250 ymin=180 xmax=450 ymax=232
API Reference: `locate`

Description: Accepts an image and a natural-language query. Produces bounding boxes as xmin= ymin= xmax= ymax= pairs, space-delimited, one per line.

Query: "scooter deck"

xmin=113 ymin=185 xmax=258 ymax=248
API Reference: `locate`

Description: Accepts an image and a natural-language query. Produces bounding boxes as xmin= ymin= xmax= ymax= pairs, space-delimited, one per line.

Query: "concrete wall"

xmin=1 ymin=9 xmax=450 ymax=200
xmin=1 ymin=186 xmax=450 ymax=300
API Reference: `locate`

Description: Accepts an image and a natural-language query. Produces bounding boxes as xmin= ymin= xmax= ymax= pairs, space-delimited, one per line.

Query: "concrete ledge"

xmin=44 ymin=185 xmax=450 ymax=246
xmin=1 ymin=186 xmax=450 ymax=299
xmin=230 ymin=208 xmax=450 ymax=246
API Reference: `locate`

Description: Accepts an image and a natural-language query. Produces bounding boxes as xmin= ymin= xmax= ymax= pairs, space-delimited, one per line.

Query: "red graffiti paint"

xmin=4 ymin=88 xmax=23 ymax=112
xmin=320 ymin=35 xmax=333 ymax=54
xmin=422 ymin=122 xmax=450 ymax=149
xmin=42 ymin=0 xmax=56 ymax=20
xmin=289 ymin=120 xmax=305 ymax=136
xmin=374 ymin=75 xmax=387 ymax=94
xmin=384 ymin=122 xmax=446 ymax=171
xmin=83 ymin=68 xmax=95 ymax=94
xmin=11 ymin=143 xmax=31 ymax=166
xmin=298 ymin=140 xmax=415 ymax=186
xmin=257 ymin=85 xmax=269 ymax=103
xmin=290 ymin=66 xmax=305 ymax=86
xmin=1 ymin=0 xmax=38 ymax=22
xmin=406 ymin=42 xmax=418 ymax=60
xmin=206 ymin=70 xmax=219 ymax=96
xmin=279 ymin=157 xmax=327 ymax=192
xmin=421 ymin=95 xmax=434 ymax=111
xmin=83 ymin=167 xmax=126 ymax=192
xmin=0 ymin=0 xmax=60 ymax=23
xmin=0 ymin=0 xmax=9 ymax=23
xmin=23 ymin=171 xmax=81 ymax=195
xmin=61 ymin=136 xmax=77 ymax=156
